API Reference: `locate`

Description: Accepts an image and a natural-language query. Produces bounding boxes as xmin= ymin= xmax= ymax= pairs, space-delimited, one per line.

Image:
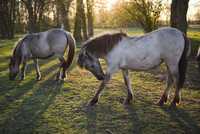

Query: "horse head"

xmin=77 ymin=49 xmax=105 ymax=80
xmin=9 ymin=38 xmax=24 ymax=80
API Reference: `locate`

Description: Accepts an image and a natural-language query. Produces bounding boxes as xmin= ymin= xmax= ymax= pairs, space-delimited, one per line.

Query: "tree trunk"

xmin=170 ymin=0 xmax=189 ymax=34
xmin=22 ymin=0 xmax=45 ymax=33
xmin=74 ymin=0 xmax=83 ymax=41
xmin=80 ymin=3 xmax=88 ymax=40
xmin=58 ymin=0 xmax=73 ymax=31
xmin=87 ymin=0 xmax=94 ymax=37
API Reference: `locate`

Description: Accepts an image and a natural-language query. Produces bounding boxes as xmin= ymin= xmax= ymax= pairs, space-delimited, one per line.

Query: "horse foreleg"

xmin=122 ymin=69 xmax=133 ymax=105
xmin=20 ymin=61 xmax=27 ymax=80
xmin=33 ymin=59 xmax=41 ymax=81
xmin=157 ymin=71 xmax=173 ymax=106
xmin=89 ymin=74 xmax=111 ymax=106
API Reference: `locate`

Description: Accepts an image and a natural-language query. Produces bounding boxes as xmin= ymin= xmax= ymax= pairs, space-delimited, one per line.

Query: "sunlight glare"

xmin=106 ymin=0 xmax=118 ymax=10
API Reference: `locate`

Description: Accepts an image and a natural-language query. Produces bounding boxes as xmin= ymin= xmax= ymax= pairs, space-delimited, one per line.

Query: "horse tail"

xmin=197 ymin=47 xmax=200 ymax=72
xmin=63 ymin=32 xmax=76 ymax=71
xmin=178 ymin=33 xmax=189 ymax=88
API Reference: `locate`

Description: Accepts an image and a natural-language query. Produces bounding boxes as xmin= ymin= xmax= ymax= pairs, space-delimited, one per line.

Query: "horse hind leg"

xmin=33 ymin=59 xmax=41 ymax=81
xmin=56 ymin=57 xmax=65 ymax=80
xmin=171 ymin=73 xmax=181 ymax=107
xmin=157 ymin=69 xmax=173 ymax=106
xmin=122 ymin=69 xmax=133 ymax=105
xmin=168 ymin=65 xmax=182 ymax=107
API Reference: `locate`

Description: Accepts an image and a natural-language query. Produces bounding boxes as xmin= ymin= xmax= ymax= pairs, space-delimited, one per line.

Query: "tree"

xmin=74 ymin=0 xmax=88 ymax=41
xmin=74 ymin=0 xmax=83 ymax=41
xmin=21 ymin=0 xmax=46 ymax=33
xmin=81 ymin=2 xmax=88 ymax=40
xmin=86 ymin=0 xmax=94 ymax=37
xmin=170 ymin=0 xmax=189 ymax=34
xmin=56 ymin=0 xmax=73 ymax=31
xmin=124 ymin=0 xmax=163 ymax=33
xmin=0 ymin=0 xmax=16 ymax=39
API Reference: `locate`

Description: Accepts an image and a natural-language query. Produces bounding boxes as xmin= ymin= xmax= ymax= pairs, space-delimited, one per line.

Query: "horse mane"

xmin=82 ymin=32 xmax=127 ymax=57
xmin=11 ymin=35 xmax=28 ymax=65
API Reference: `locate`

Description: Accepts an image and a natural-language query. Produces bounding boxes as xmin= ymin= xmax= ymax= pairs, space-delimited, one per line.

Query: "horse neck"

xmin=13 ymin=42 xmax=23 ymax=67
xmin=84 ymin=34 xmax=126 ymax=59
xmin=85 ymin=42 xmax=118 ymax=59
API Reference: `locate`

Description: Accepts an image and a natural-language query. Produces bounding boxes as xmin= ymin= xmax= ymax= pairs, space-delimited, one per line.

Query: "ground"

xmin=0 ymin=27 xmax=200 ymax=134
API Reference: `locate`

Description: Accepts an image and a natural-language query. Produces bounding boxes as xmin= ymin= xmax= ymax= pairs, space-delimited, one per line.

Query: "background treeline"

xmin=0 ymin=0 xmax=198 ymax=41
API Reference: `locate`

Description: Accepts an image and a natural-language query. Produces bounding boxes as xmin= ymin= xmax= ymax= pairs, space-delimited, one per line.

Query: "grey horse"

xmin=9 ymin=28 xmax=76 ymax=81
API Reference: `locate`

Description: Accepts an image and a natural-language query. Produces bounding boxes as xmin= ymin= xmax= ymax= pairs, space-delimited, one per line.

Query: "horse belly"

xmin=48 ymin=35 xmax=67 ymax=55
xmin=121 ymin=52 xmax=161 ymax=70
xmin=31 ymin=42 xmax=53 ymax=58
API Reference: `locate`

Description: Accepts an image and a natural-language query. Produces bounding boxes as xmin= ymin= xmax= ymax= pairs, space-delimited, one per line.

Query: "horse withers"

xmin=77 ymin=27 xmax=190 ymax=107
xmin=9 ymin=28 xmax=76 ymax=81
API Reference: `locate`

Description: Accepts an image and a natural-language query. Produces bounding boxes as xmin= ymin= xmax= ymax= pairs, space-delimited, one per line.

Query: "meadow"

xmin=0 ymin=27 xmax=200 ymax=134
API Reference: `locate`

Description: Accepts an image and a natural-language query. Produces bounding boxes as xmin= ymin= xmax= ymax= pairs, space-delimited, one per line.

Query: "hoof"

xmin=88 ymin=98 xmax=98 ymax=106
xmin=123 ymin=97 xmax=132 ymax=105
xmin=123 ymin=94 xmax=133 ymax=105
xmin=170 ymin=102 xmax=177 ymax=108
xmin=157 ymin=94 xmax=168 ymax=106
xmin=170 ymin=97 xmax=180 ymax=108
xmin=20 ymin=77 xmax=25 ymax=81
xmin=36 ymin=75 xmax=41 ymax=81
xmin=156 ymin=101 xmax=164 ymax=106
xmin=123 ymin=100 xmax=131 ymax=105
xmin=36 ymin=77 xmax=41 ymax=81
xmin=61 ymin=72 xmax=67 ymax=80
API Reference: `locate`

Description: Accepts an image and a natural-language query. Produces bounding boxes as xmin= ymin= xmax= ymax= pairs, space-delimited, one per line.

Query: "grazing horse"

xmin=9 ymin=28 xmax=76 ymax=80
xmin=77 ymin=27 xmax=190 ymax=107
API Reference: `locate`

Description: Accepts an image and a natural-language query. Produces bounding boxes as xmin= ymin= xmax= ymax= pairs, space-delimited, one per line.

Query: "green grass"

xmin=0 ymin=28 xmax=200 ymax=134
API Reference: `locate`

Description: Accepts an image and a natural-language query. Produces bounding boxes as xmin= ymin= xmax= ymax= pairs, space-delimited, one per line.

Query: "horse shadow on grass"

xmin=85 ymin=106 xmax=98 ymax=134
xmin=84 ymin=101 xmax=143 ymax=134
xmin=161 ymin=106 xmax=200 ymax=134
xmin=0 ymin=70 xmax=64 ymax=133
xmin=0 ymin=63 xmax=59 ymax=112
xmin=84 ymin=93 xmax=200 ymax=134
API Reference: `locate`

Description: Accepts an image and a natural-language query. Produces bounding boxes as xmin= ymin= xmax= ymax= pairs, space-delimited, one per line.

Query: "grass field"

xmin=0 ymin=28 xmax=200 ymax=134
